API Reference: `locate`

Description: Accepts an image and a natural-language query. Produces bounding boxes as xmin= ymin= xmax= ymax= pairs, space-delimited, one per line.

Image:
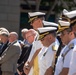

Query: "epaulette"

xmin=61 ymin=43 xmax=74 ymax=61
xmin=52 ymin=45 xmax=58 ymax=51
xmin=69 ymin=43 xmax=74 ymax=49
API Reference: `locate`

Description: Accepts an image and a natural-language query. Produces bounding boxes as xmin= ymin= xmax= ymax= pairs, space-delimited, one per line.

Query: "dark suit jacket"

xmin=17 ymin=44 xmax=32 ymax=72
xmin=0 ymin=41 xmax=21 ymax=73
xmin=0 ymin=41 xmax=9 ymax=56
xmin=0 ymin=41 xmax=9 ymax=75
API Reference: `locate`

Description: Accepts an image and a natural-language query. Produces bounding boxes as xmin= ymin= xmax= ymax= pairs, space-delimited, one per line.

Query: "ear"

xmin=49 ymin=34 xmax=52 ymax=39
xmin=70 ymin=31 xmax=73 ymax=35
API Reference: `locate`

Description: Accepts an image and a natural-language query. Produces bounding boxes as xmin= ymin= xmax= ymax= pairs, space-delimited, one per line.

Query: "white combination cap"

xmin=62 ymin=9 xmax=69 ymax=14
xmin=64 ymin=10 xmax=76 ymax=18
xmin=37 ymin=27 xmax=57 ymax=40
xmin=28 ymin=12 xmax=45 ymax=18
xmin=59 ymin=9 xmax=69 ymax=21
xmin=59 ymin=20 xmax=70 ymax=27
xmin=43 ymin=20 xmax=58 ymax=27
xmin=57 ymin=20 xmax=70 ymax=33
xmin=28 ymin=12 xmax=45 ymax=23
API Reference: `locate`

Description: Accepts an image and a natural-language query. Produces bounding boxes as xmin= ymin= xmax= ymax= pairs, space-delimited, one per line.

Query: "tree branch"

xmin=35 ymin=0 xmax=42 ymax=11
xmin=46 ymin=0 xmax=58 ymax=20
xmin=60 ymin=0 xmax=69 ymax=9
xmin=24 ymin=0 xmax=32 ymax=9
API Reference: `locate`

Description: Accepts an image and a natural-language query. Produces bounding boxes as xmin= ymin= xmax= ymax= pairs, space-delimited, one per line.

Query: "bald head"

xmin=21 ymin=28 xmax=28 ymax=39
xmin=9 ymin=32 xmax=18 ymax=43
xmin=26 ymin=29 xmax=38 ymax=43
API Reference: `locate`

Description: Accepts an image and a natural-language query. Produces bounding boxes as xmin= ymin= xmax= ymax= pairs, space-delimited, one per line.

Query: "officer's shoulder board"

xmin=52 ymin=45 xmax=58 ymax=51
xmin=69 ymin=43 xmax=74 ymax=49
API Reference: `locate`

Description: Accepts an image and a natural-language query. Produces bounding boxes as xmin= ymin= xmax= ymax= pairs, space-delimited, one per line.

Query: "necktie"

xmin=33 ymin=55 xmax=39 ymax=75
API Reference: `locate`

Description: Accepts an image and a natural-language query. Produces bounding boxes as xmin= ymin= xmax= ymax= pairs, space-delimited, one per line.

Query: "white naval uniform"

xmin=28 ymin=40 xmax=43 ymax=75
xmin=54 ymin=38 xmax=76 ymax=75
xmin=38 ymin=38 xmax=59 ymax=75
xmin=68 ymin=38 xmax=76 ymax=75
xmin=28 ymin=40 xmax=43 ymax=62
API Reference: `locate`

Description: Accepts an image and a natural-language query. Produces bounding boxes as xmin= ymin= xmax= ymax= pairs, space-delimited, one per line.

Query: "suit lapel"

xmin=2 ymin=40 xmax=17 ymax=55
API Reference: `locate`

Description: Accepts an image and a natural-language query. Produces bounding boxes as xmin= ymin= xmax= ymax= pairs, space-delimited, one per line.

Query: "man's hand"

xmin=17 ymin=69 xmax=23 ymax=75
xmin=23 ymin=61 xmax=31 ymax=75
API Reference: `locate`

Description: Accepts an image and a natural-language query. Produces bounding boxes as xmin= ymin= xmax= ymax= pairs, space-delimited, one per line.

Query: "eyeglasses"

xmin=26 ymin=34 xmax=34 ymax=39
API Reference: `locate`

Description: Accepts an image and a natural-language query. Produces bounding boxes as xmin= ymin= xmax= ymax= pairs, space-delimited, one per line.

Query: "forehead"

xmin=31 ymin=18 xmax=41 ymax=24
xmin=0 ymin=35 xmax=6 ymax=39
xmin=60 ymin=29 xmax=68 ymax=34
xmin=26 ymin=31 xmax=32 ymax=35
xmin=9 ymin=34 xmax=13 ymax=36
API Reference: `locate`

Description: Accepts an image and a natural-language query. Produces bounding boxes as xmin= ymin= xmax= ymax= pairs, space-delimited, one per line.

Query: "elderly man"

xmin=0 ymin=28 xmax=9 ymax=75
xmin=0 ymin=28 xmax=9 ymax=56
xmin=21 ymin=28 xmax=30 ymax=45
xmin=0 ymin=31 xmax=21 ymax=75
xmin=18 ymin=29 xmax=38 ymax=75
xmin=9 ymin=32 xmax=19 ymax=43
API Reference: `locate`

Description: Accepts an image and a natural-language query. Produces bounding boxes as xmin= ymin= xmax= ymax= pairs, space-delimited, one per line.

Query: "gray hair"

xmin=21 ymin=28 xmax=28 ymax=33
xmin=9 ymin=32 xmax=18 ymax=39
xmin=0 ymin=27 xmax=9 ymax=37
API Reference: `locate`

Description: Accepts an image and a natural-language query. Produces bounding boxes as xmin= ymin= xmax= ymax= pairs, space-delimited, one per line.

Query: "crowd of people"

xmin=0 ymin=9 xmax=76 ymax=75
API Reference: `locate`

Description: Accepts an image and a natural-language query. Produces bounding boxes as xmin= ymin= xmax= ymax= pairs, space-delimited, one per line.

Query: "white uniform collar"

xmin=68 ymin=38 xmax=76 ymax=46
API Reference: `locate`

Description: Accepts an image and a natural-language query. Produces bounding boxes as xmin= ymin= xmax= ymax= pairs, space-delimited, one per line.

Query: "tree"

xmin=21 ymin=0 xmax=76 ymax=20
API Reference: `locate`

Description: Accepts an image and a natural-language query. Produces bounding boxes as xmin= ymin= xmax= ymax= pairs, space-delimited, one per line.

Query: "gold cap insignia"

xmin=38 ymin=32 xmax=49 ymax=40
xmin=28 ymin=16 xmax=37 ymax=23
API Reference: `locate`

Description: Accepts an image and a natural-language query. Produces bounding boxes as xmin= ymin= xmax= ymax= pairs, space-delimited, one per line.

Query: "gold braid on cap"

xmin=60 ymin=15 xmax=70 ymax=22
xmin=28 ymin=16 xmax=38 ymax=23
xmin=70 ymin=19 xmax=76 ymax=24
xmin=38 ymin=32 xmax=49 ymax=40
xmin=61 ymin=15 xmax=76 ymax=24
xmin=57 ymin=24 xmax=69 ymax=33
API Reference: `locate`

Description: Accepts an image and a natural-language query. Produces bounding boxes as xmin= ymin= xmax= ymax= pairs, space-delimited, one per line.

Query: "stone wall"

xmin=0 ymin=0 xmax=20 ymax=34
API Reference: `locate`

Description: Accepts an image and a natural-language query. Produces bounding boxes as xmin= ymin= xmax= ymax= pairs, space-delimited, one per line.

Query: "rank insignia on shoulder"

xmin=69 ymin=43 xmax=74 ymax=49
xmin=52 ymin=45 xmax=58 ymax=51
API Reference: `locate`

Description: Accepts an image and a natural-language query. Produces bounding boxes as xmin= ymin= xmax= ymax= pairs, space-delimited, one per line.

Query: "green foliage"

xmin=40 ymin=0 xmax=76 ymax=13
